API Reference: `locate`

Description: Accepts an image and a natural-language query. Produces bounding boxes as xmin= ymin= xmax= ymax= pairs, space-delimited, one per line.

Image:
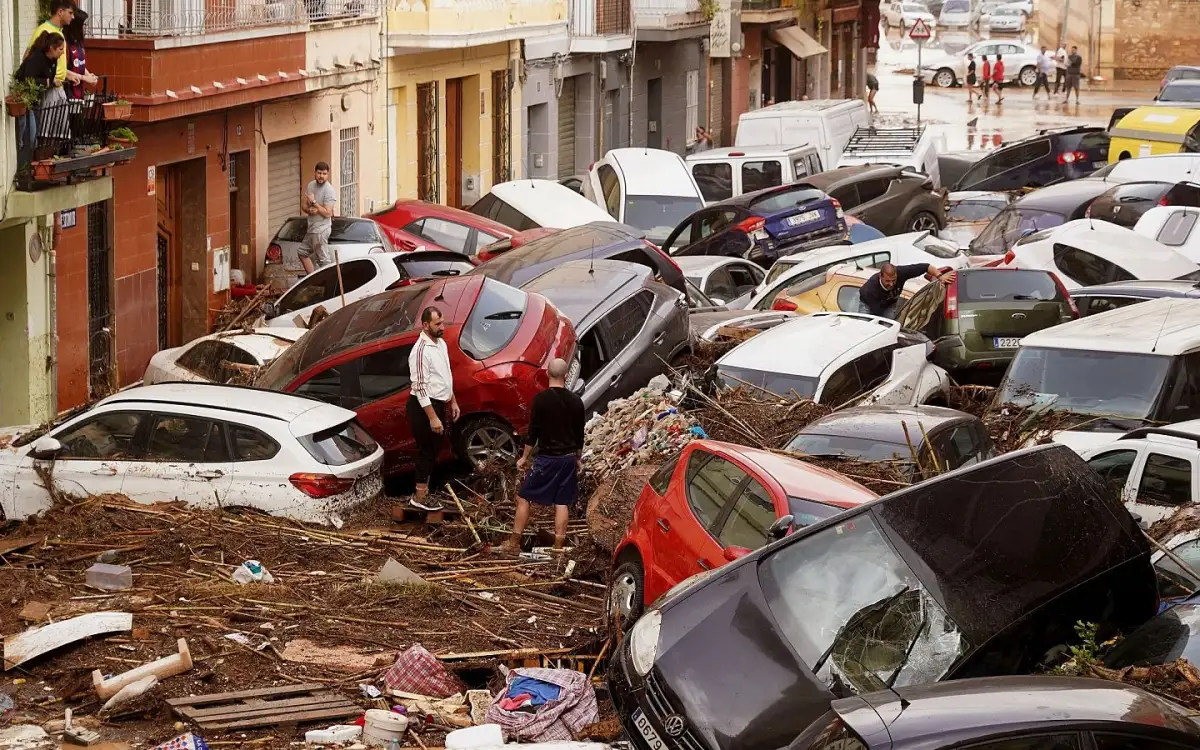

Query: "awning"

xmin=768 ymin=26 xmax=827 ymax=59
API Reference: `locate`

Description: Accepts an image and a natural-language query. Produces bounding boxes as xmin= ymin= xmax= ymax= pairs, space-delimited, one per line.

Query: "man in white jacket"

xmin=406 ymin=306 xmax=460 ymax=511
xmin=1054 ymin=45 xmax=1068 ymax=94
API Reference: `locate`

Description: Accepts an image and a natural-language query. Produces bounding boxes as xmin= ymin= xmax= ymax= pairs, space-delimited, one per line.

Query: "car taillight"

xmin=772 ymin=298 xmax=798 ymax=311
xmin=1160 ymin=196 xmax=1171 ymax=206
xmin=289 ymin=473 xmax=355 ymax=498
xmin=369 ymin=245 xmax=386 ymax=254
xmin=735 ymin=216 xmax=766 ymax=234
xmin=645 ymin=241 xmax=683 ymax=275
xmin=1003 ymin=249 xmax=1016 ymax=266
xmin=266 ymin=243 xmax=283 ymax=263
xmin=1057 ymin=151 xmax=1087 ymax=165
xmin=386 ymin=278 xmax=417 ymax=290
xmin=944 ymin=275 xmax=959 ymax=320
xmin=1050 ymin=272 xmax=1079 ymax=317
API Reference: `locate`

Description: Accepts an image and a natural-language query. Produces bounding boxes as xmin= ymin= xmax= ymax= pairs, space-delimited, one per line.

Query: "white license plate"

xmin=786 ymin=210 xmax=822 ymax=227
xmin=993 ymin=337 xmax=1022 ymax=348
xmin=632 ymin=710 xmax=667 ymax=750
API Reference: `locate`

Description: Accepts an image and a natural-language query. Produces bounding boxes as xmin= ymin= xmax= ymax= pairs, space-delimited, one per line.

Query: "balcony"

xmin=569 ymin=0 xmax=632 ymax=50
xmin=632 ymin=0 xmax=707 ymax=38
xmin=386 ymin=0 xmax=567 ymax=51
xmin=81 ymin=0 xmax=380 ymax=39
xmin=742 ymin=0 xmax=797 ymax=22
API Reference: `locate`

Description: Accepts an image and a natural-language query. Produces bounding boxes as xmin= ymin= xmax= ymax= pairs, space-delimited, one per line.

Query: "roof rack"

xmin=1118 ymin=426 xmax=1200 ymax=444
xmin=842 ymin=125 xmax=925 ymax=155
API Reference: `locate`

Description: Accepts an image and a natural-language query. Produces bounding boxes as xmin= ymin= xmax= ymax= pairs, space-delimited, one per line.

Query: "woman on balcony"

xmin=64 ymin=10 xmax=100 ymax=102
xmin=14 ymin=31 xmax=68 ymax=167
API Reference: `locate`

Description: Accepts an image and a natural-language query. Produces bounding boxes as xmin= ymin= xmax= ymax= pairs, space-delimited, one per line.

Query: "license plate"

xmin=993 ymin=337 xmax=1022 ymax=348
xmin=786 ymin=210 xmax=821 ymax=227
xmin=632 ymin=710 xmax=667 ymax=750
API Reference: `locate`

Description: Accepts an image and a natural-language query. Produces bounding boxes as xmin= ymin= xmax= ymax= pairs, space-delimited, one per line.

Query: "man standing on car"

xmin=1064 ymin=46 xmax=1083 ymax=105
xmin=500 ymin=358 xmax=585 ymax=555
xmin=407 ymin=306 xmax=460 ymax=512
xmin=858 ymin=263 xmax=956 ymax=319
xmin=299 ymin=162 xmax=337 ymax=275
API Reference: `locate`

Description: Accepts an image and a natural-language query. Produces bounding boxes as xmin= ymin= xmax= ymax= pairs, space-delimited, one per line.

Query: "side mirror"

xmin=724 ymin=545 xmax=753 ymax=562
xmin=571 ymin=378 xmax=586 ymax=395
xmin=709 ymin=297 xmax=726 ymax=307
xmin=263 ymin=302 xmax=278 ymax=319
xmin=768 ymin=514 xmax=795 ymax=540
xmin=30 ymin=436 xmax=62 ymax=460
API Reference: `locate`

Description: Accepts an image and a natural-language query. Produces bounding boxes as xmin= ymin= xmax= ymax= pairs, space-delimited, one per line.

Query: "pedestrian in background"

xmin=406 ymin=306 xmax=460 ymax=512
xmin=992 ymin=54 xmax=1005 ymax=103
xmin=979 ymin=55 xmax=991 ymax=101
xmin=1033 ymin=46 xmax=1053 ymax=99
xmin=1064 ymin=46 xmax=1083 ymax=104
xmin=500 ymin=358 xmax=585 ymax=554
xmin=689 ymin=126 xmax=713 ymax=154
xmin=298 ymin=161 xmax=336 ymax=274
xmin=865 ymin=70 xmax=880 ymax=113
xmin=1054 ymin=44 xmax=1068 ymax=93
xmin=965 ymin=53 xmax=978 ymax=101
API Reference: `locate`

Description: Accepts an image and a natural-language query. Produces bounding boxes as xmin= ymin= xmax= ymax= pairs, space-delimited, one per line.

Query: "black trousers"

xmin=1054 ymin=68 xmax=1066 ymax=92
xmin=407 ymin=395 xmax=447 ymax=485
xmin=1033 ymin=72 xmax=1051 ymax=96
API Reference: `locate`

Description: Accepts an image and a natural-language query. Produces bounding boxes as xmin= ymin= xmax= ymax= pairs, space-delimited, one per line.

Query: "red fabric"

xmin=993 ymin=62 xmax=1004 ymax=81
xmin=382 ymin=645 xmax=465 ymax=698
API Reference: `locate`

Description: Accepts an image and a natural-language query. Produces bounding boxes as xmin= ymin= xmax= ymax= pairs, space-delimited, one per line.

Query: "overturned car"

xmin=609 ymin=443 xmax=1157 ymax=750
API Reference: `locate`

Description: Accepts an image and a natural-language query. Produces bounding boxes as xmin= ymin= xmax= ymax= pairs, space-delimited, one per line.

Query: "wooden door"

xmin=446 ymin=78 xmax=463 ymax=208
xmin=155 ymin=165 xmax=183 ymax=348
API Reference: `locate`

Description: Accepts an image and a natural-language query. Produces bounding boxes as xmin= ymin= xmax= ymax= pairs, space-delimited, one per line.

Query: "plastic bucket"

xmin=362 ymin=709 xmax=409 ymax=747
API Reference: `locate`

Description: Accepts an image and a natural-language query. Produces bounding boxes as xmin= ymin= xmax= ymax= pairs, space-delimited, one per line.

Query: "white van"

xmin=685 ymin=145 xmax=824 ymax=203
xmin=836 ymin=125 xmax=948 ymax=187
xmin=734 ymin=99 xmax=872 ymax=169
xmin=469 ymin=179 xmax=613 ymax=231
xmin=583 ymin=148 xmax=706 ymax=245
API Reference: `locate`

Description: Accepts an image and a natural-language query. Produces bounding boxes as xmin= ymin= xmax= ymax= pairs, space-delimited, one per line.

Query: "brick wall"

xmin=1113 ymin=0 xmax=1200 ymax=79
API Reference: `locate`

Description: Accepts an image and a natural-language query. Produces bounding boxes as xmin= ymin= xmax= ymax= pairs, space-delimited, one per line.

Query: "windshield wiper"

xmin=1010 ymin=294 xmax=1042 ymax=300
xmin=484 ymin=310 xmax=523 ymax=321
xmin=812 ymin=586 xmax=915 ymax=675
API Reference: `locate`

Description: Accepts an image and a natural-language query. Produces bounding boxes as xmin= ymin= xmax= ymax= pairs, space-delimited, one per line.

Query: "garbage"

xmin=0 ymin=695 xmax=11 ymax=715
xmin=466 ymin=689 xmax=492 ymax=726
xmin=85 ymin=563 xmax=132 ymax=591
xmin=93 ymin=638 xmax=192 ymax=700
xmin=17 ymin=602 xmax=51 ymax=624
xmin=279 ymin=639 xmax=381 ymax=673
xmin=361 ymin=709 xmax=409 ymax=747
xmin=230 ymin=560 xmax=274 ymax=585
xmin=4 ymin=611 xmax=132 ymax=671
xmin=583 ymin=385 xmax=697 ymax=482
xmin=150 ymin=733 xmax=209 ymax=750
xmin=305 ymin=725 xmax=362 ymax=745
xmin=0 ymin=725 xmax=49 ymax=748
xmin=99 ymin=675 xmax=157 ymax=714
xmin=95 ymin=549 xmax=121 ymax=564
xmin=445 ymin=723 xmax=504 ymax=749
xmin=376 ymin=558 xmax=426 ymax=585
xmin=383 ymin=645 xmax=466 ymax=697
xmin=485 ymin=668 xmax=599 ymax=742
xmin=359 ymin=683 xmax=383 ymax=699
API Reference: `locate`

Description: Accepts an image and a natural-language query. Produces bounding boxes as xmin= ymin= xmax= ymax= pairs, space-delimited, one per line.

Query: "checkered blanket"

xmin=152 ymin=734 xmax=209 ymax=750
xmin=383 ymin=644 xmax=466 ymax=698
xmin=485 ymin=668 xmax=599 ymax=742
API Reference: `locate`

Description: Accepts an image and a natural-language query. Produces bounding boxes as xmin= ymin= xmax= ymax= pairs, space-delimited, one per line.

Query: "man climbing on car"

xmin=857 ymin=263 xmax=955 ymax=319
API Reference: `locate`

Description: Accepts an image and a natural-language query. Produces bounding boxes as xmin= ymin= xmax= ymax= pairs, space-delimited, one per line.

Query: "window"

xmin=1154 ymin=538 xmax=1200 ymax=599
xmin=718 ymin=479 xmax=776 ymax=550
xmin=828 ymin=185 xmax=859 ymax=209
xmin=855 ymin=178 xmax=891 ymax=204
xmin=339 ymin=126 xmax=359 ymax=217
xmin=685 ymin=70 xmax=699 ymax=144
xmin=358 ymin=345 xmax=414 ymax=403
xmin=693 ymin=163 xmax=733 ymax=202
xmin=492 ymin=200 xmax=538 ymax=232
xmin=411 ymin=217 xmax=472 ymax=253
xmin=807 ymin=154 xmax=823 ymax=175
xmin=965 ymin=735 xmax=1081 ymax=750
xmin=1086 ymin=449 xmax=1138 ymax=497
xmin=939 ymin=424 xmax=985 ymax=471
xmin=577 ymin=328 xmax=608 ymax=382
xmin=296 ymin=364 xmax=349 ymax=406
xmin=276 ymin=260 xmax=379 ymax=316
xmin=649 ymin=450 xmax=683 ymax=495
xmin=328 ymin=219 xmax=382 ymax=243
xmin=1078 ymin=295 xmax=1144 ymax=317
xmin=145 ymin=416 xmax=229 ymax=463
xmin=898 ymin=283 xmax=943 ymax=334
xmin=716 ymin=365 xmax=818 ymax=398
xmin=792 ymin=158 xmax=810 ymax=179
xmin=820 ymin=361 xmax=862 ymax=406
xmin=1157 ymin=211 xmax=1199 ymax=246
xmin=603 ymin=291 xmax=653 ymax=355
xmin=705 ymin=268 xmax=739 ymax=302
xmin=299 ymin=419 xmax=379 ymax=466
xmin=474 ymin=231 xmax=502 ymax=255
xmin=230 ymin=425 xmax=279 ymax=462
xmin=459 ymin=280 xmax=529 ymax=360
xmin=726 ymin=263 xmax=762 ymax=295
xmin=55 ymin=412 xmax=144 ymax=459
xmin=1053 ymin=244 xmax=1133 ymax=286
xmin=820 ymin=349 xmax=893 ymax=405
xmin=598 ymin=164 xmax=622 ymax=219
xmin=854 ymin=349 xmax=893 ymax=392
xmin=835 ymin=285 xmax=862 ymax=311
xmin=685 ymin=451 xmax=748 ymax=529
xmin=697 ymin=210 xmax=738 ymax=239
xmin=176 ymin=341 xmax=234 ymax=381
xmin=961 ymin=270 xmax=1060 ymax=302
xmin=742 ymin=161 xmax=784 ymax=194
xmin=1092 ymin=734 xmax=1194 ymax=750
xmin=750 ymin=186 xmax=827 ymax=213
xmin=1137 ymin=453 xmax=1193 ymax=506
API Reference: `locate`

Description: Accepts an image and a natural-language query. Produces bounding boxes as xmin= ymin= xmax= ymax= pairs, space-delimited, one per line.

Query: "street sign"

xmin=908 ymin=17 xmax=932 ymax=40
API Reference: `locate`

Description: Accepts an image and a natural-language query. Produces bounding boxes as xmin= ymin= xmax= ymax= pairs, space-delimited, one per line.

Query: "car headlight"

xmin=629 ymin=609 xmax=662 ymax=677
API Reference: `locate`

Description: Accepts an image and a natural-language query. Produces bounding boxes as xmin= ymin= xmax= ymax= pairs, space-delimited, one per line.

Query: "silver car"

xmin=919 ymin=40 xmax=1040 ymax=88
xmin=938 ymin=0 xmax=975 ymax=28
xmin=985 ymin=5 xmax=1026 ymax=31
xmin=263 ymin=217 xmax=395 ymax=292
xmin=675 ymin=256 xmax=765 ymax=309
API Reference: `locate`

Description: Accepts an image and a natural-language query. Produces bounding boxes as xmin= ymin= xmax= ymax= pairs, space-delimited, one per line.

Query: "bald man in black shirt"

xmin=858 ymin=263 xmax=955 ymax=318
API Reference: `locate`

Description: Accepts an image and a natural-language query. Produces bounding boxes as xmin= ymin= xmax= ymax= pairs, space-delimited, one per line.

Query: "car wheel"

xmin=455 ymin=415 xmax=518 ymax=467
xmin=610 ymin=560 xmax=646 ymax=626
xmin=909 ymin=211 xmax=941 ymax=232
xmin=1019 ymin=65 xmax=1037 ymax=86
xmin=934 ymin=68 xmax=956 ymax=88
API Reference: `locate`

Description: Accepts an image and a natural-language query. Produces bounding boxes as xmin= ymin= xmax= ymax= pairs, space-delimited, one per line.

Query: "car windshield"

xmin=299 ymin=419 xmax=378 ymax=466
xmin=760 ymin=513 xmax=966 ymax=694
xmin=970 ymin=207 xmax=1066 ymax=256
xmin=914 ymin=235 xmax=963 ymax=259
xmin=996 ymin=346 xmax=1172 ymax=426
xmin=765 ymin=259 xmax=804 ymax=286
xmin=942 ymin=0 xmax=968 ymax=10
xmin=329 ymin=220 xmax=381 ymax=243
xmin=458 ymin=279 xmax=528 ymax=360
xmin=787 ymin=433 xmax=915 ymax=463
xmin=624 ymin=195 xmax=704 ymax=236
xmin=949 ymin=199 xmax=1007 ymax=222
xmin=1159 ymin=85 xmax=1200 ymax=103
xmin=960 ymin=270 xmax=1061 ymax=301
xmin=1103 ymin=602 xmax=1200 ymax=669
xmin=716 ymin=364 xmax=818 ymax=399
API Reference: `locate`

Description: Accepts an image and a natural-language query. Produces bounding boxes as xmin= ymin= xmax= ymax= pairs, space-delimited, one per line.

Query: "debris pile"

xmin=582 ymin=378 xmax=701 ymax=483
xmin=212 ymin=287 xmax=276 ymax=332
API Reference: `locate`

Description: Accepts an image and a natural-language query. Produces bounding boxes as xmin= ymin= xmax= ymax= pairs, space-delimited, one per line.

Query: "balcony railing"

xmin=11 ymin=87 xmax=136 ymax=192
xmin=83 ymin=0 xmax=380 ymax=38
xmin=570 ymin=0 xmax=630 ymax=35
xmin=742 ymin=0 xmax=794 ymax=10
xmin=633 ymin=0 xmax=700 ymax=17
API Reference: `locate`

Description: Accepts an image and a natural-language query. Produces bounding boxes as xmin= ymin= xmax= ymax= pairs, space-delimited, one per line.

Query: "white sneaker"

xmin=411 ymin=496 xmax=445 ymax=512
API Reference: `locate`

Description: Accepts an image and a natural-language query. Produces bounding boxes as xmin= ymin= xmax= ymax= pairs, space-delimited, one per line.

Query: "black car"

xmin=799 ymin=164 xmax=947 ymax=235
xmin=968 ymin=178 xmax=1114 ymax=258
xmin=794 ymin=676 xmax=1200 ymax=750
xmin=660 ymin=184 xmax=848 ymax=268
xmin=609 ymin=444 xmax=1157 ymax=750
xmin=953 ymin=127 xmax=1110 ymax=192
xmin=1086 ymin=181 xmax=1200 ymax=228
xmin=1105 ymin=594 xmax=1200 ymax=670
xmin=468 ymin=221 xmax=687 ymax=296
xmin=1072 ymin=280 xmax=1200 ymax=317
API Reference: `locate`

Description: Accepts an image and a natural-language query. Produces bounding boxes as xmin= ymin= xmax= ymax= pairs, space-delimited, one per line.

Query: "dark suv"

xmin=953 ymin=127 xmax=1110 ymax=192
xmin=798 ymin=164 xmax=946 ymax=235
xmin=1086 ymin=181 xmax=1200 ymax=228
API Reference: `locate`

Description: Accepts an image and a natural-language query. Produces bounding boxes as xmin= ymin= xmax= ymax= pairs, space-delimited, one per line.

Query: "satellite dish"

xmin=28 ymin=232 xmax=42 ymax=264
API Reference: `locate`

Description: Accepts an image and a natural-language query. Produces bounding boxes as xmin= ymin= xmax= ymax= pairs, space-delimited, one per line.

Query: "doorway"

xmin=86 ymin=201 xmax=114 ymax=399
xmin=156 ymin=165 xmax=182 ymax=349
xmin=775 ymin=48 xmax=793 ymax=103
xmin=229 ymin=152 xmax=251 ymax=284
xmin=446 ymin=78 xmax=464 ymax=208
xmin=647 ymin=77 xmax=662 ymax=150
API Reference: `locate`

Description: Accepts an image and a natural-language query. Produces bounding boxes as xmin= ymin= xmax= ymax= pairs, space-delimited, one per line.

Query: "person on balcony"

xmin=27 ymin=0 xmax=75 ymax=88
xmin=14 ymin=32 xmax=67 ymax=166
xmin=64 ymin=9 xmax=100 ymax=102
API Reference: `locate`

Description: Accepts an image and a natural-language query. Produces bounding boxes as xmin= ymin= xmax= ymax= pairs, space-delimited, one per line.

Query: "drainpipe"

xmin=628 ymin=7 xmax=638 ymax=147
xmin=44 ymin=216 xmax=58 ymax=416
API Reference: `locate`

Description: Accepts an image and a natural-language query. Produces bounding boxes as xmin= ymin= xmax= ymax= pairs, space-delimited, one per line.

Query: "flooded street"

xmin=870 ymin=25 xmax=1158 ymax=150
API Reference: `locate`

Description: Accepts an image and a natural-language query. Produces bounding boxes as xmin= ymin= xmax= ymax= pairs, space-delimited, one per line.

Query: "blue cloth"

xmin=16 ymin=111 xmax=36 ymax=167
xmin=508 ymin=675 xmax=562 ymax=706
xmin=518 ymin=453 xmax=578 ymax=506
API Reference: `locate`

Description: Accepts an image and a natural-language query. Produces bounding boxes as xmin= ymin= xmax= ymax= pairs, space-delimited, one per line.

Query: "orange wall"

xmin=56 ymin=217 xmax=91 ymax=411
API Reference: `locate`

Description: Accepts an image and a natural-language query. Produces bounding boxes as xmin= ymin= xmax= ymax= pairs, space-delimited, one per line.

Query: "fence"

xmin=570 ymin=0 xmax=631 ymax=35
xmin=16 ymin=91 xmax=117 ymax=166
xmin=82 ymin=0 xmax=380 ymax=38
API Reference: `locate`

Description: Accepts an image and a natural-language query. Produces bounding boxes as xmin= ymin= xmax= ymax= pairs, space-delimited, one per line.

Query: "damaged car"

xmin=609 ymin=443 xmax=1157 ymax=750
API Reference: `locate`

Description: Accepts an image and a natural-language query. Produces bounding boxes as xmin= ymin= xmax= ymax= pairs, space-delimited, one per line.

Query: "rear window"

xmin=1159 ymin=83 xmax=1200 ymax=103
xmin=300 ymin=419 xmax=378 ymax=466
xmin=329 ymin=219 xmax=381 ymax=243
xmin=786 ymin=497 xmax=853 ymax=529
xmin=276 ymin=218 xmax=309 ymax=242
xmin=459 ymin=279 xmax=529 ymax=360
xmin=749 ymin=186 xmax=828 ymax=213
xmin=396 ymin=256 xmax=473 ymax=279
xmin=693 ymin=163 xmax=733 ymax=202
xmin=1158 ymin=211 xmax=1200 ymax=246
xmin=970 ymin=206 xmax=1066 ymax=255
xmin=716 ymin=364 xmax=818 ymax=399
xmin=1101 ymin=182 xmax=1172 ymax=206
xmin=960 ymin=270 xmax=1061 ymax=301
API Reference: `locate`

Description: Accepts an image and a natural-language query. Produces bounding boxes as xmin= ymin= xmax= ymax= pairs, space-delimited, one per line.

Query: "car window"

xmin=1078 ymin=295 xmax=1144 ymax=317
xmin=792 ymin=158 xmax=810 ymax=179
xmin=742 ymin=161 xmax=784 ymax=194
xmin=727 ymin=263 xmax=763 ymax=294
xmin=145 ymin=415 xmax=229 ymax=463
xmin=829 ymin=185 xmax=859 ymax=209
xmin=55 ymin=412 xmax=144 ymax=459
xmin=299 ymin=419 xmax=378 ymax=466
xmin=598 ymin=164 xmax=622 ymax=219
xmin=230 ymin=425 xmax=279 ymax=462
xmin=855 ymin=178 xmax=892 ymax=204
xmin=276 ymin=218 xmax=309 ymax=243
xmin=939 ymin=424 xmax=984 ymax=471
xmin=698 ymin=210 xmax=739 ymax=239
xmin=750 ymin=186 xmax=828 ymax=213
xmin=1158 ymin=211 xmax=1200 ymax=246
xmin=1086 ymin=449 xmax=1138 ymax=498
xmin=964 ymin=735 xmax=1082 ymax=750
xmin=820 ymin=361 xmax=862 ymax=406
xmin=685 ymin=450 xmax=749 ymax=530
xmin=602 ymin=290 xmax=653 ymax=354
xmin=693 ymin=163 xmax=733 ymax=202
xmin=1092 ymin=734 xmax=1196 ymax=750
xmin=1154 ymin=538 xmax=1200 ymax=600
xmin=835 ymin=285 xmax=860 ymax=311
xmin=961 ymin=269 xmax=1060 ymax=301
xmin=295 ymin=363 xmax=351 ymax=406
xmin=854 ymin=349 xmax=893 ymax=392
xmin=718 ymin=479 xmax=776 ymax=550
xmin=176 ymin=341 xmax=237 ymax=381
xmin=328 ymin=219 xmax=381 ymax=243
xmin=411 ymin=217 xmax=471 ymax=253
xmin=459 ymin=279 xmax=529 ymax=360
xmin=1137 ymin=453 xmax=1193 ymax=506
xmin=999 ymin=44 xmax=1022 ymax=54
xmin=649 ymin=450 xmax=683 ymax=495
xmin=474 ymin=230 xmax=502 ymax=255
xmin=897 ymin=282 xmax=942 ymax=333
xmin=276 ymin=260 xmax=379 ymax=316
xmin=1053 ymin=244 xmax=1134 ymax=286
xmin=357 ymin=345 xmax=414 ymax=403
xmin=706 ymin=268 xmax=739 ymax=301
xmin=949 ymin=200 xmax=1007 ymax=222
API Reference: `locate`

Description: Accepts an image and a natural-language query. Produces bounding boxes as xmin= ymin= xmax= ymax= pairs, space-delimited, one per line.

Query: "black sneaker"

xmin=411 ymin=496 xmax=445 ymax=512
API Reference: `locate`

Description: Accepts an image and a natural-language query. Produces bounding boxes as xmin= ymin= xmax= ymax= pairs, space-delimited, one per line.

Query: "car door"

xmin=119 ymin=413 xmax=234 ymax=507
xmin=1085 ymin=447 xmax=1144 ymax=504
xmin=18 ymin=410 xmax=147 ymax=511
xmin=591 ymin=291 xmax=655 ymax=406
xmin=655 ymin=448 xmax=750 ymax=587
xmin=724 ymin=261 xmax=765 ymax=308
xmin=853 ymin=176 xmax=905 ymax=232
xmin=713 ymin=474 xmax=781 ymax=557
xmin=704 ymin=266 xmax=740 ymax=305
xmin=1129 ymin=448 xmax=1197 ymax=525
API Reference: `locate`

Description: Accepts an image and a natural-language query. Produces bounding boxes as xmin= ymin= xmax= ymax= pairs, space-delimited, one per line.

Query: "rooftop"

xmin=720 ymin=313 xmax=897 ymax=376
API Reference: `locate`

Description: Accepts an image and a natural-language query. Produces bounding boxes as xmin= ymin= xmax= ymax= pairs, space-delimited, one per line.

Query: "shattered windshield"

xmin=760 ymin=513 xmax=967 ymax=695
xmin=969 ymin=207 xmax=1065 ymax=256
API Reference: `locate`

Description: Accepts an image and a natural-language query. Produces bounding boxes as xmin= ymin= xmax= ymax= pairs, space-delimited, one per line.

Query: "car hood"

xmin=689 ymin=310 xmax=797 ymax=340
xmin=940 ymin=222 xmax=990 ymax=249
xmin=0 ymin=425 xmax=37 ymax=463
xmin=1051 ymin=429 xmax=1124 ymax=455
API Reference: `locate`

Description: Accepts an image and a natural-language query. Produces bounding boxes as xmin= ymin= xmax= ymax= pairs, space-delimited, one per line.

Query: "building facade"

xmin=1040 ymin=0 xmax=1197 ymax=80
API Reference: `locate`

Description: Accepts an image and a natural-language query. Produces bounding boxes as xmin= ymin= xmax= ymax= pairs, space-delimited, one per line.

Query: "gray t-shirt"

xmin=306 ymin=180 xmax=337 ymax=234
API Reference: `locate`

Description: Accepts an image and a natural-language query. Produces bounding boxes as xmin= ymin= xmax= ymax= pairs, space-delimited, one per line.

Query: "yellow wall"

xmin=0 ymin=219 xmax=53 ymax=426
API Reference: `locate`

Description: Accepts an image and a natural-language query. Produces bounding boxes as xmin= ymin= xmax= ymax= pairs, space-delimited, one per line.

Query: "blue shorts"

xmin=519 ymin=454 xmax=579 ymax=506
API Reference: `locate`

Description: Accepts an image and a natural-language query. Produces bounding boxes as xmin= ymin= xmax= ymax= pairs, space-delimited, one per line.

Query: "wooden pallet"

xmin=391 ymin=503 xmax=460 ymax=526
xmin=165 ymin=683 xmax=359 ymax=730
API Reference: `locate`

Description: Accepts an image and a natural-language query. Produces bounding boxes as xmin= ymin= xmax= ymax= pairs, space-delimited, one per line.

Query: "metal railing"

xmin=632 ymin=0 xmax=700 ymax=17
xmin=742 ymin=0 xmax=795 ymax=10
xmin=83 ymin=0 xmax=380 ymax=38
xmin=570 ymin=0 xmax=630 ymax=35
xmin=13 ymin=85 xmax=135 ymax=189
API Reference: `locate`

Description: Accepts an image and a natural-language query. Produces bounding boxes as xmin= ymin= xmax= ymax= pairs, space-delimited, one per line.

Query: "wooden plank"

xmin=4 ymin=611 xmax=132 ymax=671
xmin=201 ymin=705 xmax=361 ymax=730
xmin=180 ymin=696 xmax=354 ymax=721
xmin=0 ymin=535 xmax=42 ymax=558
xmin=165 ymin=683 xmax=326 ymax=708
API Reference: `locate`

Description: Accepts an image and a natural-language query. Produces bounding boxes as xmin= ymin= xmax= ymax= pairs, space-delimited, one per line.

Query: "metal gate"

xmin=492 ymin=70 xmax=511 ymax=184
xmin=417 ymin=82 xmax=440 ymax=203
xmin=710 ymin=58 xmax=727 ymax=147
xmin=87 ymin=202 xmax=114 ymax=399
xmin=557 ymin=76 xmax=576 ymax=179
xmin=339 ymin=127 xmax=359 ymax=216
xmin=267 ymin=140 xmax=301 ymax=235
xmin=157 ymin=233 xmax=169 ymax=351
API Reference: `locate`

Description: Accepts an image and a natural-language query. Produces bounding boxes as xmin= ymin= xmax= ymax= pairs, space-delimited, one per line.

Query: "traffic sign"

xmin=908 ymin=17 xmax=932 ymax=40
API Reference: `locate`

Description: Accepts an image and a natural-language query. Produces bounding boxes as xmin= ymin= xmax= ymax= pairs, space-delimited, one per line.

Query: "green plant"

xmin=8 ymin=75 xmax=44 ymax=107
xmin=113 ymin=99 xmax=131 ymax=105
xmin=698 ymin=0 xmax=718 ymax=20
xmin=108 ymin=126 xmax=138 ymax=142
xmin=1052 ymin=621 xmax=1101 ymax=676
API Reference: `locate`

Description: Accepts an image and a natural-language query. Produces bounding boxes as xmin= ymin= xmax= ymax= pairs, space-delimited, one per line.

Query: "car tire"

xmin=1019 ymin=65 xmax=1038 ymax=86
xmin=908 ymin=211 xmax=942 ymax=232
xmin=934 ymin=68 xmax=956 ymax=88
xmin=455 ymin=415 xmax=518 ymax=468
xmin=610 ymin=559 xmax=646 ymax=626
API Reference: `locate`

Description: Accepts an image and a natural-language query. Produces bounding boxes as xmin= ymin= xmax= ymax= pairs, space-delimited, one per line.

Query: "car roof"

xmin=1071 ymin=279 xmax=1200 ymax=297
xmin=1012 ymin=178 xmax=1113 ymax=208
xmin=675 ymin=256 xmax=744 ymax=275
xmin=520 ymin=259 xmax=646 ymax=325
xmin=604 ymin=149 xmax=697 ymax=197
xmin=717 ymin=183 xmax=830 ymax=210
xmin=693 ymin=439 xmax=878 ymax=506
xmin=1019 ymin=219 xmax=1198 ymax=276
xmin=487 ymin=180 xmax=613 ymax=226
xmin=719 ymin=313 xmax=898 ymax=376
xmin=834 ymin=676 xmax=1200 ymax=747
xmin=686 ymin=145 xmax=815 ymax=161
xmin=799 ymin=405 xmax=975 ymax=445
xmin=375 ymin=200 xmax=513 ymax=237
xmin=473 ymin=222 xmax=647 ymax=285
xmin=739 ymin=99 xmax=865 ymax=116
xmin=1021 ymin=296 xmax=1200 ymax=355
xmin=213 ymin=328 xmax=306 ymax=359
xmin=800 ymin=164 xmax=901 ymax=190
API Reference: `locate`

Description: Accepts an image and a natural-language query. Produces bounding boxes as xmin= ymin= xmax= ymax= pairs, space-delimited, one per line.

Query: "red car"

xmin=367 ymin=200 xmax=514 ymax=257
xmin=476 ymin=227 xmax=560 ymax=262
xmin=610 ymin=439 xmax=877 ymax=622
xmin=256 ymin=275 xmax=576 ymax=475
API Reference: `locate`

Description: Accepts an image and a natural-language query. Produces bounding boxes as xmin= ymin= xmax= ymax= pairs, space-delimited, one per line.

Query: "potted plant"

xmin=6 ymin=77 xmax=43 ymax=118
xmin=107 ymin=126 xmax=138 ymax=147
xmin=102 ymin=99 xmax=131 ymax=120
xmin=31 ymin=159 xmax=54 ymax=181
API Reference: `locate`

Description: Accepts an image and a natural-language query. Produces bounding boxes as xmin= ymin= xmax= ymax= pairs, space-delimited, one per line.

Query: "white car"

xmin=747 ymin=231 xmax=969 ymax=311
xmin=1092 ymin=154 xmax=1200 ymax=184
xmin=0 ymin=384 xmax=384 ymax=525
xmin=883 ymin=0 xmax=937 ymax=29
xmin=984 ymin=5 xmax=1026 ymax=31
xmin=1134 ymin=206 xmax=1200 ymax=262
xmin=941 ymin=191 xmax=1016 ymax=251
xmin=675 ymin=256 xmax=766 ymax=309
xmin=1081 ymin=423 xmax=1200 ymax=526
xmin=713 ymin=312 xmax=951 ymax=407
xmin=470 ymin=179 xmax=613 ymax=231
xmin=144 ymin=328 xmax=306 ymax=385
xmin=1001 ymin=0 xmax=1032 ymax=14
xmin=584 ymin=148 xmax=706 ymax=246
xmin=263 ymin=217 xmax=397 ymax=294
xmin=938 ymin=0 xmax=975 ymax=28
xmin=919 ymin=41 xmax=1040 ymax=88
xmin=264 ymin=250 xmax=475 ymax=329
xmin=1003 ymin=219 xmax=1200 ymax=289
